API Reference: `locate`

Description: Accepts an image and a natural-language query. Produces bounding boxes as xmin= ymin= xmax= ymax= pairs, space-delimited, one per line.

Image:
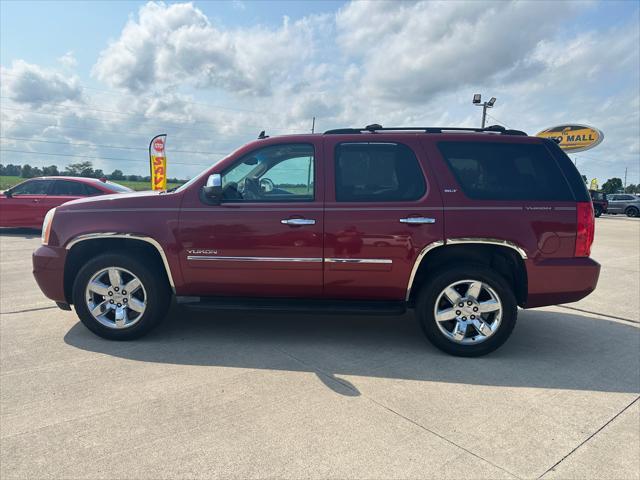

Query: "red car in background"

xmin=0 ymin=176 xmax=132 ymax=228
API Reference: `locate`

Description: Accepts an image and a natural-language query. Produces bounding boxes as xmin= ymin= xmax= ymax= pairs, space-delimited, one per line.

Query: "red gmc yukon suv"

xmin=32 ymin=125 xmax=600 ymax=356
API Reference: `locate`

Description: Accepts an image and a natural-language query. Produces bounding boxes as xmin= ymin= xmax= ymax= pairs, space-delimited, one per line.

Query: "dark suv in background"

xmin=589 ymin=190 xmax=608 ymax=217
xmin=33 ymin=125 xmax=600 ymax=356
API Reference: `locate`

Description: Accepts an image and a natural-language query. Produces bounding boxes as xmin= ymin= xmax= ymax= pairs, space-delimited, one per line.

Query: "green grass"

xmin=0 ymin=176 xmax=183 ymax=192
xmin=0 ymin=176 xmax=21 ymax=190
xmin=113 ymin=180 xmax=183 ymax=191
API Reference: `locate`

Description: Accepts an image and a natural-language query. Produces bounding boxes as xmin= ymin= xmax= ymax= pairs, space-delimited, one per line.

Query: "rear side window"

xmin=84 ymin=184 xmax=103 ymax=195
xmin=335 ymin=143 xmax=426 ymax=202
xmin=51 ymin=180 xmax=90 ymax=196
xmin=438 ymin=142 xmax=574 ymax=201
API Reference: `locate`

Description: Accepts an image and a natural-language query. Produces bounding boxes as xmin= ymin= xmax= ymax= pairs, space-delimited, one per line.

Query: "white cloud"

xmin=92 ymin=1 xmax=314 ymax=96
xmin=58 ymin=51 xmax=78 ymax=69
xmin=1 ymin=60 xmax=83 ymax=107
xmin=335 ymin=0 xmax=575 ymax=103
xmin=2 ymin=0 xmax=638 ymax=183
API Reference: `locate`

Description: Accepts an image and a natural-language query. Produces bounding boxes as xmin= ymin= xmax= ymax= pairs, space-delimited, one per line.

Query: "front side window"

xmin=438 ymin=142 xmax=574 ymax=201
xmin=10 ymin=180 xmax=51 ymax=195
xmin=335 ymin=143 xmax=426 ymax=202
xmin=221 ymin=144 xmax=314 ymax=202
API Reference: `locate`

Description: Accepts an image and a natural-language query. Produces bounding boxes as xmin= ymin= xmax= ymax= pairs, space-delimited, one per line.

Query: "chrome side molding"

xmin=187 ymin=256 xmax=322 ymax=263
xmin=325 ymin=258 xmax=393 ymax=264
xmin=405 ymin=240 xmax=445 ymax=301
xmin=446 ymin=238 xmax=528 ymax=260
xmin=65 ymin=233 xmax=176 ymax=291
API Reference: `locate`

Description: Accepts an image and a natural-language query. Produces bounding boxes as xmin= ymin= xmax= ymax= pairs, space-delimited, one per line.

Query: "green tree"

xmin=65 ymin=161 xmax=94 ymax=177
xmin=4 ymin=164 xmax=21 ymax=176
xmin=109 ymin=169 xmax=124 ymax=180
xmin=20 ymin=164 xmax=34 ymax=178
xmin=625 ymin=184 xmax=639 ymax=194
xmin=42 ymin=165 xmax=59 ymax=176
xmin=601 ymin=177 xmax=623 ymax=194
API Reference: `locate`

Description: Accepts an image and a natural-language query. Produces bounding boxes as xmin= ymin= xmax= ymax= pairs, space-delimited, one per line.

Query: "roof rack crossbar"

xmin=323 ymin=125 xmax=527 ymax=136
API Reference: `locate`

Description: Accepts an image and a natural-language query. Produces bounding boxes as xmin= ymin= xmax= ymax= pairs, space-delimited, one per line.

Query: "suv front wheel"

xmin=416 ymin=265 xmax=517 ymax=356
xmin=72 ymin=252 xmax=171 ymax=340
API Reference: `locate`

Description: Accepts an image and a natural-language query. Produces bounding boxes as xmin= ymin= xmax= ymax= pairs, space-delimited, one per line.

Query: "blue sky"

xmin=1 ymin=0 xmax=639 ymax=184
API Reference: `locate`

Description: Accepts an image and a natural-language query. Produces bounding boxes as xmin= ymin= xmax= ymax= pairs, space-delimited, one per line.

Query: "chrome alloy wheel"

xmin=433 ymin=279 xmax=502 ymax=345
xmin=85 ymin=267 xmax=147 ymax=329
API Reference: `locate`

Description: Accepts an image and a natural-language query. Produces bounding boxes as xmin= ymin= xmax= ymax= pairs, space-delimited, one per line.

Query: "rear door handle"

xmin=399 ymin=217 xmax=436 ymax=224
xmin=281 ymin=218 xmax=316 ymax=226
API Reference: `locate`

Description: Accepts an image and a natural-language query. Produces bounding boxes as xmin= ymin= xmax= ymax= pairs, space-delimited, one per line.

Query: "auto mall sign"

xmin=535 ymin=124 xmax=604 ymax=153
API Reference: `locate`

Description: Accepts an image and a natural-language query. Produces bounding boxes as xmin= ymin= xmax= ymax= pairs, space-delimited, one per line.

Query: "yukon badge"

xmin=187 ymin=249 xmax=218 ymax=255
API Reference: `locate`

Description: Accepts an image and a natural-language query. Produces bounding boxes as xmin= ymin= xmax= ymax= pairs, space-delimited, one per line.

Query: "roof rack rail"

xmin=323 ymin=124 xmax=528 ymax=136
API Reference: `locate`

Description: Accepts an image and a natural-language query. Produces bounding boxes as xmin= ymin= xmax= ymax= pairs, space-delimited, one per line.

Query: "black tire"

xmin=594 ymin=206 xmax=602 ymax=217
xmin=416 ymin=265 xmax=517 ymax=357
xmin=625 ymin=207 xmax=639 ymax=218
xmin=72 ymin=251 xmax=171 ymax=340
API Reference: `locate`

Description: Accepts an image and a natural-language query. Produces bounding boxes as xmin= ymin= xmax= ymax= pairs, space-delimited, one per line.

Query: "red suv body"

xmin=32 ymin=126 xmax=600 ymax=356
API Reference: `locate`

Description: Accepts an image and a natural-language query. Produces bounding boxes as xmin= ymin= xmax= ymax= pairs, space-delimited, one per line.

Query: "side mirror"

xmin=4 ymin=190 xmax=12 ymax=198
xmin=203 ymin=174 xmax=223 ymax=200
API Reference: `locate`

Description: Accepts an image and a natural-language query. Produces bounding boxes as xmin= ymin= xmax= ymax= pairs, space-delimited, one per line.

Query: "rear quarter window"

xmin=438 ymin=141 xmax=574 ymax=201
xmin=335 ymin=142 xmax=426 ymax=202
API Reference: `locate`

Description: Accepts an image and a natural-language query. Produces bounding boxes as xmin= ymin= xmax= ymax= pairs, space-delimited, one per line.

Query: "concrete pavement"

xmin=1 ymin=217 xmax=638 ymax=479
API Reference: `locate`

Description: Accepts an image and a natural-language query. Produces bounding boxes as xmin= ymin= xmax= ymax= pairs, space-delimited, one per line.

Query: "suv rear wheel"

xmin=72 ymin=252 xmax=171 ymax=340
xmin=625 ymin=206 xmax=639 ymax=217
xmin=416 ymin=265 xmax=517 ymax=356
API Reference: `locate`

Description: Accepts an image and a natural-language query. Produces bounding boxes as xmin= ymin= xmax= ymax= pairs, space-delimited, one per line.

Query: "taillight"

xmin=575 ymin=202 xmax=594 ymax=257
xmin=41 ymin=208 xmax=56 ymax=245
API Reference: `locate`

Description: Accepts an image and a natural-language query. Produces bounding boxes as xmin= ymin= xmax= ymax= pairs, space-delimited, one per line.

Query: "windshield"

xmin=174 ymin=156 xmax=230 ymax=193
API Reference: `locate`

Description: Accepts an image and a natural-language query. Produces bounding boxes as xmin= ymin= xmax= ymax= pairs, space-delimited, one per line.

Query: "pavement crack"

xmin=556 ymin=305 xmax=639 ymax=324
xmin=0 ymin=305 xmax=58 ymax=315
xmin=365 ymin=396 xmax=522 ymax=479
xmin=275 ymin=347 xmax=521 ymax=479
xmin=538 ymin=396 xmax=640 ymax=479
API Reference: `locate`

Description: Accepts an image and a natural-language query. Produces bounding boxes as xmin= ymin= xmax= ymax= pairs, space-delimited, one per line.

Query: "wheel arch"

xmin=63 ymin=233 xmax=175 ymax=304
xmin=407 ymin=239 xmax=528 ymax=307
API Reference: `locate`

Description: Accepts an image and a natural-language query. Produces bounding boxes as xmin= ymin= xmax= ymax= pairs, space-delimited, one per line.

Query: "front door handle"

xmin=281 ymin=218 xmax=316 ymax=226
xmin=399 ymin=217 xmax=436 ymax=225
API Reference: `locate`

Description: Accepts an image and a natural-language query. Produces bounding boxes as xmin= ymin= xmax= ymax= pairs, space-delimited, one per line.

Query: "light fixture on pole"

xmin=473 ymin=94 xmax=497 ymax=128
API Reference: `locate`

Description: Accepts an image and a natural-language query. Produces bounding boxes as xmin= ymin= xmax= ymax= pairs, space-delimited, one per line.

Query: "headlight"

xmin=41 ymin=208 xmax=56 ymax=245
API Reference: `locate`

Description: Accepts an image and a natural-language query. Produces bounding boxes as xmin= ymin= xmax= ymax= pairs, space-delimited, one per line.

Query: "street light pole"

xmin=473 ymin=94 xmax=497 ymax=128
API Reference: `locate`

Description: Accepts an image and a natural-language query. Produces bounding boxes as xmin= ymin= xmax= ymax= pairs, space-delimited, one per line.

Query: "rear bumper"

xmin=524 ymin=257 xmax=600 ymax=308
xmin=32 ymin=245 xmax=67 ymax=304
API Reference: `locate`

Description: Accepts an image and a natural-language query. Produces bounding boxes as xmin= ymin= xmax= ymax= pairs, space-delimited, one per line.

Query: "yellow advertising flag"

xmin=149 ymin=134 xmax=167 ymax=191
xmin=590 ymin=178 xmax=599 ymax=191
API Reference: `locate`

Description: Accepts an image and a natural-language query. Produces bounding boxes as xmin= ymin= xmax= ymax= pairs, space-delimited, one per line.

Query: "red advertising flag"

xmin=149 ymin=134 xmax=167 ymax=191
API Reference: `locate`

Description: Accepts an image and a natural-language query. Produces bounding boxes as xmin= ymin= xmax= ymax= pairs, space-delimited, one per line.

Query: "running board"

xmin=176 ymin=296 xmax=407 ymax=316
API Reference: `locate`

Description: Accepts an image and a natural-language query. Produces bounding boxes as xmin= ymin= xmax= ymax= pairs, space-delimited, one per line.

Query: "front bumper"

xmin=32 ymin=245 xmax=67 ymax=304
xmin=524 ymin=257 xmax=601 ymax=308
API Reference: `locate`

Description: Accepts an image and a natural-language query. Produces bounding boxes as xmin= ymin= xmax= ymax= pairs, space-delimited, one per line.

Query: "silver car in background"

xmin=607 ymin=194 xmax=640 ymax=217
